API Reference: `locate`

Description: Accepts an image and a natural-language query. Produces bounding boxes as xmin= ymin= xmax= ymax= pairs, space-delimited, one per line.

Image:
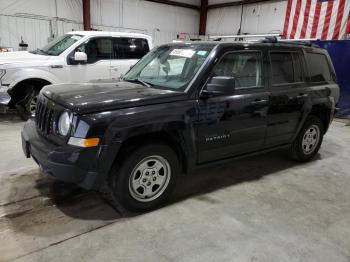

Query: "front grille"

xmin=35 ymin=96 xmax=55 ymax=135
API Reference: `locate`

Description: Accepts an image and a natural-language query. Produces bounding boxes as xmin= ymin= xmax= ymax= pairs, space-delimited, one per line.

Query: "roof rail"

xmin=208 ymin=33 xmax=320 ymax=47
xmin=208 ymin=33 xmax=281 ymax=40
xmin=275 ymin=38 xmax=319 ymax=47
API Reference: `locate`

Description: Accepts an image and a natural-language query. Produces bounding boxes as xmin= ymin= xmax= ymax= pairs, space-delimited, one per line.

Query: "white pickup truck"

xmin=0 ymin=31 xmax=152 ymax=119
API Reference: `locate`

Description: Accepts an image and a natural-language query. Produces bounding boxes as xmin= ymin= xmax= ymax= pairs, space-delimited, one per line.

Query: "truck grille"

xmin=35 ymin=97 xmax=55 ymax=135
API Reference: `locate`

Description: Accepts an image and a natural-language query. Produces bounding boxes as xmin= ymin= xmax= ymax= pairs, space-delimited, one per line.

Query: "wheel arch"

xmin=8 ymin=78 xmax=52 ymax=106
xmin=112 ymin=129 xmax=190 ymax=176
xmin=292 ymin=101 xmax=333 ymax=142
xmin=309 ymin=104 xmax=332 ymax=133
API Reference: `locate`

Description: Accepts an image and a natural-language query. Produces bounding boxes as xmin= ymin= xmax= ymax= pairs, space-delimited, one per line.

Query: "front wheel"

xmin=110 ymin=143 xmax=179 ymax=212
xmin=16 ymin=89 xmax=39 ymax=121
xmin=290 ymin=116 xmax=324 ymax=162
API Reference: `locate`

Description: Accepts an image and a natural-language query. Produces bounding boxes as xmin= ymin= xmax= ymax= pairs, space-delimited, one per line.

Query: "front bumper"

xmin=21 ymin=120 xmax=104 ymax=189
xmin=0 ymin=85 xmax=10 ymax=106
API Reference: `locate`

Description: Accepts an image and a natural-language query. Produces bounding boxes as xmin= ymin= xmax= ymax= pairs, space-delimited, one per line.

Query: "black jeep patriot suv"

xmin=22 ymin=41 xmax=339 ymax=211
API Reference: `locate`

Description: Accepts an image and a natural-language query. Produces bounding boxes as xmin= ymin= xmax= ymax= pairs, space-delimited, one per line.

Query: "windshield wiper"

xmin=125 ymin=78 xmax=153 ymax=88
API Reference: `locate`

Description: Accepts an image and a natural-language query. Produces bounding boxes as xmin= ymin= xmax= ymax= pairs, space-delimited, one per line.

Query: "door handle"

xmin=250 ymin=99 xmax=269 ymax=107
xmin=110 ymin=67 xmax=118 ymax=71
xmin=251 ymin=99 xmax=269 ymax=117
xmin=50 ymin=65 xmax=63 ymax=69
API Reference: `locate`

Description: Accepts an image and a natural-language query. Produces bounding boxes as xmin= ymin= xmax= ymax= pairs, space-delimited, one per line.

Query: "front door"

xmin=68 ymin=37 xmax=113 ymax=82
xmin=196 ymin=50 xmax=269 ymax=163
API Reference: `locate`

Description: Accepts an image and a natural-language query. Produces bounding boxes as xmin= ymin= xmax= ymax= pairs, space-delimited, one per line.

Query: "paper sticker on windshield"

xmin=170 ymin=49 xmax=195 ymax=58
xmin=197 ymin=51 xmax=207 ymax=56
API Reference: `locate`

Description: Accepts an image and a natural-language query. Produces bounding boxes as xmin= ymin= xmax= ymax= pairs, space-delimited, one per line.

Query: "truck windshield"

xmin=123 ymin=45 xmax=213 ymax=91
xmin=31 ymin=34 xmax=83 ymax=56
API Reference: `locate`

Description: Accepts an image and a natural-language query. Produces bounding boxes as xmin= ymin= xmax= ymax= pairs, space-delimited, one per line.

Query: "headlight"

xmin=0 ymin=69 xmax=5 ymax=79
xmin=58 ymin=112 xmax=72 ymax=136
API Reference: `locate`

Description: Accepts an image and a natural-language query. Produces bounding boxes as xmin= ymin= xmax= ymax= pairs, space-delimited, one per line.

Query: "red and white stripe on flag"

xmin=283 ymin=0 xmax=350 ymax=40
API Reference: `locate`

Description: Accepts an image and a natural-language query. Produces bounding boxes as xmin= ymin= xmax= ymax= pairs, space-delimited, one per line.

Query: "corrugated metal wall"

xmin=207 ymin=0 xmax=287 ymax=36
xmin=0 ymin=0 xmax=200 ymax=50
xmin=0 ymin=14 xmax=51 ymax=49
xmin=91 ymin=0 xmax=200 ymax=45
xmin=0 ymin=0 xmax=290 ymax=51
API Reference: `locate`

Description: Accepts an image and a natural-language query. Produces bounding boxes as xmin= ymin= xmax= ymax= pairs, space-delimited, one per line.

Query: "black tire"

xmin=290 ymin=116 xmax=324 ymax=162
xmin=109 ymin=143 xmax=179 ymax=212
xmin=16 ymin=88 xmax=39 ymax=121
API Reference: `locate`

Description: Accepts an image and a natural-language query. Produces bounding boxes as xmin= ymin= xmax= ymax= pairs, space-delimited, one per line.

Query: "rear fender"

xmin=291 ymin=95 xmax=334 ymax=141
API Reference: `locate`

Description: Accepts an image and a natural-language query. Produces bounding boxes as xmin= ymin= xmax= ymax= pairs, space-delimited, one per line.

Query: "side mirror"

xmin=74 ymin=51 xmax=87 ymax=63
xmin=201 ymin=76 xmax=235 ymax=98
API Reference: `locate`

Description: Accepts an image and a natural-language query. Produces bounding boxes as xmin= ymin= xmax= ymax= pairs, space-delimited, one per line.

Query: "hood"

xmin=0 ymin=51 xmax=51 ymax=66
xmin=42 ymin=81 xmax=187 ymax=114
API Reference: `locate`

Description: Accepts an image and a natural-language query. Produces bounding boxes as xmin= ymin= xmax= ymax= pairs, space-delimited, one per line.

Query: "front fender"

xmin=73 ymin=101 xmax=198 ymax=183
xmin=6 ymin=68 xmax=60 ymax=90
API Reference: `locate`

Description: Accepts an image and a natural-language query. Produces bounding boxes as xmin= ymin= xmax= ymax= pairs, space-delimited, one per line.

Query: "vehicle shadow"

xmin=169 ymin=149 xmax=314 ymax=206
xmin=2 ymin=148 xmax=317 ymax=240
xmin=35 ymin=179 xmax=121 ymax=221
xmin=42 ymin=148 xmax=311 ymax=219
xmin=0 ymin=110 xmax=22 ymax=123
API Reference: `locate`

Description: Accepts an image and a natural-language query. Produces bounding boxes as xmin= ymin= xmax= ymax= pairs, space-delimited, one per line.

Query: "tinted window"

xmin=306 ymin=53 xmax=331 ymax=82
xmin=271 ymin=52 xmax=304 ymax=85
xmin=116 ymin=38 xmax=150 ymax=59
xmin=293 ymin=53 xmax=303 ymax=82
xmin=79 ymin=37 xmax=113 ymax=63
xmin=213 ymin=52 xmax=263 ymax=88
xmin=271 ymin=52 xmax=294 ymax=84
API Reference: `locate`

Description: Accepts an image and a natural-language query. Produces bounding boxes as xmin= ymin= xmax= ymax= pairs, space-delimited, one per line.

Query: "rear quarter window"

xmin=306 ymin=53 xmax=332 ymax=82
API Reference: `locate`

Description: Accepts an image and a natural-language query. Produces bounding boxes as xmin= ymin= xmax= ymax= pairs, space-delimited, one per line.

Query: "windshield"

xmin=123 ymin=45 xmax=213 ymax=91
xmin=31 ymin=34 xmax=83 ymax=56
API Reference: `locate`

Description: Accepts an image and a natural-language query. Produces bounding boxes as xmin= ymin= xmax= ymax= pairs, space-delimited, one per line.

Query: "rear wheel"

xmin=290 ymin=116 xmax=324 ymax=162
xmin=110 ymin=143 xmax=179 ymax=212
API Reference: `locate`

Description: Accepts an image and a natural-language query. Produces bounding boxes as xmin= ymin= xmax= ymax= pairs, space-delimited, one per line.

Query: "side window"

xmin=270 ymin=52 xmax=305 ymax=85
xmin=293 ymin=53 xmax=303 ymax=82
xmin=270 ymin=52 xmax=294 ymax=84
xmin=116 ymin=38 xmax=150 ymax=59
xmin=306 ymin=53 xmax=332 ymax=82
xmin=213 ymin=52 xmax=263 ymax=89
xmin=79 ymin=38 xmax=113 ymax=64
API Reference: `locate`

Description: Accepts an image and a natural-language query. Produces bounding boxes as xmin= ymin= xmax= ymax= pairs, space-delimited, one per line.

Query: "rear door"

xmin=196 ymin=49 xmax=269 ymax=163
xmin=266 ymin=50 xmax=308 ymax=146
xmin=110 ymin=37 xmax=150 ymax=80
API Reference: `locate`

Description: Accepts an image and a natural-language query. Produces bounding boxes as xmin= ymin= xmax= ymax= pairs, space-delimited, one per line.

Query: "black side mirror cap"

xmin=200 ymin=89 xmax=221 ymax=99
xmin=200 ymin=76 xmax=235 ymax=98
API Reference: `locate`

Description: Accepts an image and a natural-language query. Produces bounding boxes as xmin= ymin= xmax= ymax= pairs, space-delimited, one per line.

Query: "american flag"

xmin=283 ymin=0 xmax=350 ymax=40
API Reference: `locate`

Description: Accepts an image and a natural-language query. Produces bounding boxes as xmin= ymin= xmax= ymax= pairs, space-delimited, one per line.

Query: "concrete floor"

xmin=0 ymin=115 xmax=350 ymax=262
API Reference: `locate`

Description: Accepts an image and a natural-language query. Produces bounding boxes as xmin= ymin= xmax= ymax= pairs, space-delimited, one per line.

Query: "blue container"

xmin=314 ymin=40 xmax=350 ymax=118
